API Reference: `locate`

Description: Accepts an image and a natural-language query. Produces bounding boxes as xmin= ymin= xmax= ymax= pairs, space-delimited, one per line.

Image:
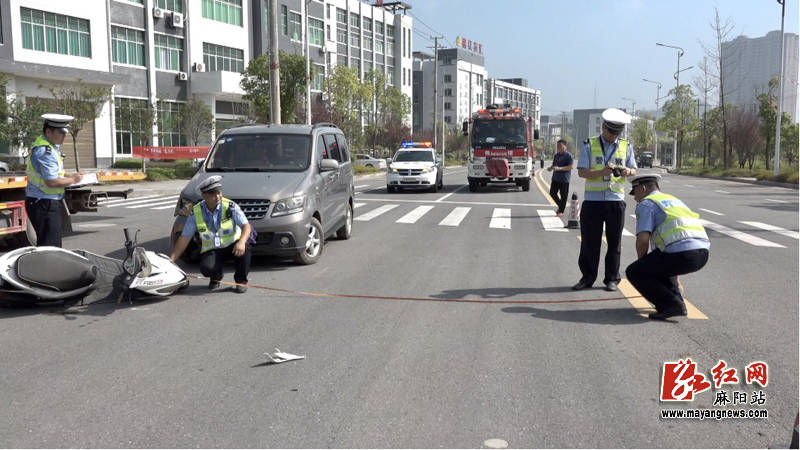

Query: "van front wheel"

xmin=294 ymin=217 xmax=323 ymax=265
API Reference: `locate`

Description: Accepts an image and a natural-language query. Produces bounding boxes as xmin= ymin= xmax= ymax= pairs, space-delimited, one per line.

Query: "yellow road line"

xmin=618 ymin=279 xmax=708 ymax=319
xmin=534 ymin=169 xmax=556 ymax=207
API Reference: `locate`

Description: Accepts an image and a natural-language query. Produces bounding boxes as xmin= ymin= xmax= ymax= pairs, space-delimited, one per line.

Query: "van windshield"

xmin=471 ymin=118 xmax=527 ymax=146
xmin=393 ymin=150 xmax=434 ymax=162
xmin=205 ymin=134 xmax=311 ymax=171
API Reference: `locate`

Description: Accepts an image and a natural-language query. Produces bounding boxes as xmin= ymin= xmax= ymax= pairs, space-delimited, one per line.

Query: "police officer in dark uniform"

xmin=170 ymin=176 xmax=253 ymax=294
xmin=25 ymin=114 xmax=83 ymax=247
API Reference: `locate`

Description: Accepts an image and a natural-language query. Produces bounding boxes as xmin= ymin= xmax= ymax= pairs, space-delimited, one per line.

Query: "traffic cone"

xmin=565 ymin=192 xmax=580 ymax=229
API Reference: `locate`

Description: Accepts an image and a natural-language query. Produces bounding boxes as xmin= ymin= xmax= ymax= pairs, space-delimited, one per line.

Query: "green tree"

xmin=240 ymin=51 xmax=316 ymax=124
xmin=631 ymin=117 xmax=653 ymax=152
xmin=728 ymin=105 xmax=761 ymax=169
xmin=656 ymin=84 xmax=698 ymax=168
xmin=756 ymin=77 xmax=779 ymax=169
xmin=322 ymin=65 xmax=366 ymax=147
xmin=177 ymin=96 xmax=214 ymax=145
xmin=45 ymin=80 xmax=112 ymax=171
xmin=1 ymin=97 xmax=47 ymax=155
xmin=781 ymin=117 xmax=798 ymax=166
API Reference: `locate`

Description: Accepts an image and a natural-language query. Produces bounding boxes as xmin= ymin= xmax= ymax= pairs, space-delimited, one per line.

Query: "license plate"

xmin=402 ymin=177 xmax=416 ymax=181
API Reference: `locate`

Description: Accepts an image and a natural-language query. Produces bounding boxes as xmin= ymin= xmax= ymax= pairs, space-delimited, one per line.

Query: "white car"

xmin=353 ymin=153 xmax=387 ymax=169
xmin=386 ymin=142 xmax=444 ymax=193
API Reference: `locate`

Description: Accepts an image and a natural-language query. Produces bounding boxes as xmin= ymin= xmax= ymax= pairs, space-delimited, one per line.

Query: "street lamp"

xmin=774 ymin=0 xmax=786 ymax=176
xmin=643 ymin=78 xmax=662 ymax=161
xmin=657 ymin=42 xmax=685 ymax=169
xmin=621 ymin=97 xmax=636 ymax=117
xmin=674 ymin=66 xmax=694 ymax=80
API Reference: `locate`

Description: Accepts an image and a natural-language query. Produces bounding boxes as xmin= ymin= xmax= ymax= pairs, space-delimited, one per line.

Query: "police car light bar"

xmin=401 ymin=141 xmax=432 ymax=148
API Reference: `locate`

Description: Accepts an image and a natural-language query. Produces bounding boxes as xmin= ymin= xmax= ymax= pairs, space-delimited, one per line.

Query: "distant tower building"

xmin=485 ymin=78 xmax=541 ymax=130
xmin=722 ymin=30 xmax=799 ymax=122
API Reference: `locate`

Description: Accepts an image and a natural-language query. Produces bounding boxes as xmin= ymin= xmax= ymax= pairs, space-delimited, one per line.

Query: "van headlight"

xmin=390 ymin=166 xmax=398 ymax=173
xmin=272 ymin=195 xmax=306 ymax=217
xmin=174 ymin=196 xmax=194 ymax=217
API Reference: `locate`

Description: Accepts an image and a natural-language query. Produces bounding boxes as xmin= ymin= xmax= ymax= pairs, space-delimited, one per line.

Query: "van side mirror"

xmin=385 ymin=158 xmax=392 ymax=166
xmin=462 ymin=120 xmax=469 ymax=136
xmin=320 ymin=158 xmax=339 ymax=172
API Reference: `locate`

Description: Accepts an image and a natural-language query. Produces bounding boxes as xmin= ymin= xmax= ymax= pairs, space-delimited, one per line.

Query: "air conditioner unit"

xmin=171 ymin=12 xmax=184 ymax=28
xmin=193 ymin=62 xmax=205 ymax=73
xmin=153 ymin=7 xmax=164 ymax=19
xmin=177 ymin=72 xmax=188 ymax=81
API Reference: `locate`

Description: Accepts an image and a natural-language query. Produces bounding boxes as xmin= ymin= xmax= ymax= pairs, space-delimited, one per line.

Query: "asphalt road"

xmin=0 ymin=166 xmax=797 ymax=448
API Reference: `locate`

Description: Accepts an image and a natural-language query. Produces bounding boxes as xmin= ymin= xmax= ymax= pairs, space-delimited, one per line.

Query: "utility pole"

xmin=429 ymin=36 xmax=442 ymax=149
xmin=774 ymin=0 xmax=786 ymax=176
xmin=303 ymin=0 xmax=311 ymax=125
xmin=442 ymin=94 xmax=446 ymax=163
xmin=269 ymin=0 xmax=281 ymax=124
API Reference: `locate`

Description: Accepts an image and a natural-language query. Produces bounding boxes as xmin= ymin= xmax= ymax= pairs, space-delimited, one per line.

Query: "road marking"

xmin=439 ymin=207 xmax=471 ymax=226
xmin=622 ymin=228 xmax=634 ymax=237
xmin=739 ymin=221 xmax=800 ymax=240
xmin=354 ymin=184 xmax=369 ymax=189
xmin=630 ymin=214 xmax=636 ymax=219
xmin=152 ymin=204 xmax=177 ymax=210
xmin=537 ymin=209 xmax=568 ymax=232
xmin=699 ymin=219 xmax=785 ymax=248
xmin=106 ymin=195 xmax=178 ymax=208
xmin=356 ymin=197 xmax=551 ymax=208
xmin=126 ymin=198 xmax=180 ymax=209
xmin=715 ymin=190 xmax=730 ymax=194
xmin=396 ymin=205 xmax=434 ymax=224
xmin=699 ymin=208 xmax=724 ymax=216
xmin=98 ymin=194 xmax=162 ymax=205
xmin=353 ymin=202 xmax=366 ymax=209
xmin=434 ymin=184 xmax=467 ymax=202
xmin=354 ymin=204 xmax=398 ymax=221
xmin=765 ymin=198 xmax=789 ymax=203
xmin=684 ymin=184 xmax=695 ymax=188
xmin=73 ymin=223 xmax=118 ymax=228
xmin=619 ymin=279 xmax=708 ymax=319
xmin=534 ymin=169 xmax=557 ymax=207
xmin=489 ymin=208 xmax=511 ymax=229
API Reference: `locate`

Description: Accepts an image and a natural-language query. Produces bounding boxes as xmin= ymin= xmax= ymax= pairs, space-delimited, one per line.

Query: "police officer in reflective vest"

xmin=572 ymin=108 xmax=637 ymax=292
xmin=170 ymin=176 xmax=252 ymax=293
xmin=25 ymin=114 xmax=84 ymax=247
xmin=625 ymin=174 xmax=710 ymax=320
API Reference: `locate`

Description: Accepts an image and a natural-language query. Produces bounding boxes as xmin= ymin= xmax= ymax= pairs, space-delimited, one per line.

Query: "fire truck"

xmin=462 ymin=104 xmax=539 ymax=192
xmin=0 ymin=171 xmax=140 ymax=248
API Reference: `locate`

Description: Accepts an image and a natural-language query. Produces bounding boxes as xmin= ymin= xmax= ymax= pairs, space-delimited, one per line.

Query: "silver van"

xmin=170 ymin=123 xmax=354 ymax=265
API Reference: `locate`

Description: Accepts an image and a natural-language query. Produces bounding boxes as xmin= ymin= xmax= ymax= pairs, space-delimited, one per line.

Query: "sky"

xmin=404 ymin=0 xmax=799 ymax=116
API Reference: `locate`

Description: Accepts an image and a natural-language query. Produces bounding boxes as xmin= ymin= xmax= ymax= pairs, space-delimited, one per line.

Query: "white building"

xmin=413 ymin=46 xmax=487 ymax=131
xmin=722 ymin=30 xmax=799 ymax=122
xmin=486 ymin=77 xmax=541 ymax=130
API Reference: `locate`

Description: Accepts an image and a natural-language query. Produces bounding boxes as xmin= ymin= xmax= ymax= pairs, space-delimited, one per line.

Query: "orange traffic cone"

xmin=565 ymin=192 xmax=580 ymax=229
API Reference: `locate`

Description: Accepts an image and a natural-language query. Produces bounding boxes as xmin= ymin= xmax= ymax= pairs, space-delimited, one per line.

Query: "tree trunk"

xmin=71 ymin=132 xmax=81 ymax=172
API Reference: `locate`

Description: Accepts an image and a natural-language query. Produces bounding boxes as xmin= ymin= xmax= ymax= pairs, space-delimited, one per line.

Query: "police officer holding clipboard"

xmin=25 ymin=113 xmax=83 ymax=247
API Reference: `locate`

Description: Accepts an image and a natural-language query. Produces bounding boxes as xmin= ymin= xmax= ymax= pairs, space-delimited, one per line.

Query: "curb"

xmin=666 ymin=170 xmax=798 ymax=190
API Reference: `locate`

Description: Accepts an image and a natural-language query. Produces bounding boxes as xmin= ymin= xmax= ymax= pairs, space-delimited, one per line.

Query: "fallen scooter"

xmin=0 ymin=228 xmax=188 ymax=306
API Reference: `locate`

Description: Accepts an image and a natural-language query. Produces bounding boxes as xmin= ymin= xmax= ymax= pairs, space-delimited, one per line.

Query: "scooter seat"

xmin=16 ymin=251 xmax=97 ymax=292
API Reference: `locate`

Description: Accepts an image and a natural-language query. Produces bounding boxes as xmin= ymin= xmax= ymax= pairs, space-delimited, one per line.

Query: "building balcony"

xmin=191 ymin=70 xmax=244 ymax=97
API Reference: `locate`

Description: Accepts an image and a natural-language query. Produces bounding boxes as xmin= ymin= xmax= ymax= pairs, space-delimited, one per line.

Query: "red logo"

xmin=745 ymin=361 xmax=769 ymax=387
xmin=661 ymin=359 xmax=712 ymax=401
xmin=711 ymin=360 xmax=740 ymax=388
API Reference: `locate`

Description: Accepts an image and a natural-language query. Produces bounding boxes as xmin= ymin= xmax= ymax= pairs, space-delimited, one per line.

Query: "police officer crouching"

xmin=625 ymin=174 xmax=710 ymax=320
xmin=170 ymin=176 xmax=253 ymax=293
xmin=25 ymin=114 xmax=83 ymax=247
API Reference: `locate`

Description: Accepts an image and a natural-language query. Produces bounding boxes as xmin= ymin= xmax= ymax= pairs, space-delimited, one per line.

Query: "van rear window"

xmin=206 ymin=134 xmax=311 ymax=171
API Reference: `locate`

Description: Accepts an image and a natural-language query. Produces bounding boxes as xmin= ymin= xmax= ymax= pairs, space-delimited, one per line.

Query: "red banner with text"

xmin=132 ymin=146 xmax=211 ymax=159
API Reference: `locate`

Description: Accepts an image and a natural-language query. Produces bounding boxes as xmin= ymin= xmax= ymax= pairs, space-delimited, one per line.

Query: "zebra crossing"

xmin=98 ymin=194 xmax=798 ymax=249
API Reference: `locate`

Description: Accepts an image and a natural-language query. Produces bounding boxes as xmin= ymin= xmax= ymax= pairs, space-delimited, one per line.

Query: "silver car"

xmin=171 ymin=123 xmax=354 ymax=265
xmin=353 ymin=153 xmax=387 ymax=169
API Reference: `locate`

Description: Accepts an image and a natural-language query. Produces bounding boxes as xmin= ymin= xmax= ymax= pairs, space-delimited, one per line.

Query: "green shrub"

xmin=785 ymin=172 xmax=799 ymax=184
xmin=175 ymin=165 xmax=198 ymax=178
xmin=145 ymin=168 xmax=175 ymax=181
xmin=113 ymin=158 xmax=144 ymax=169
xmin=353 ymin=165 xmax=379 ymax=175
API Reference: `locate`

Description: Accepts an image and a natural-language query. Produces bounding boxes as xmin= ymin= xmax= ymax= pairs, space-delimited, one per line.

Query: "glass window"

xmin=386 ymin=40 xmax=394 ymax=57
xmin=386 ymin=24 xmax=394 ymax=36
xmin=312 ymin=64 xmax=325 ymax=91
xmin=155 ymin=0 xmax=183 ymax=13
xmin=289 ymin=12 xmax=301 ymax=41
xmin=308 ymin=17 xmax=323 ymax=46
xmin=375 ymin=21 xmax=383 ymax=35
xmin=203 ymin=42 xmax=244 ymax=72
xmin=362 ymin=18 xmax=372 ymax=32
xmin=337 ymin=29 xmax=347 ymax=44
xmin=115 ymin=97 xmax=151 ymax=155
xmin=111 ymin=25 xmax=144 ymax=66
xmin=336 ymin=8 xmax=346 ymax=24
xmin=363 ymin=36 xmax=372 ymax=51
xmin=334 ymin=134 xmax=349 ymax=162
xmin=387 ymin=69 xmax=394 ymax=86
xmin=20 ymin=7 xmax=90 ymax=57
xmin=157 ymin=101 xmax=187 ymax=146
xmin=349 ymin=13 xmax=359 ymax=28
xmin=375 ymin=40 xmax=384 ymax=55
xmin=154 ymin=33 xmax=184 ymax=71
xmin=323 ymin=134 xmax=340 ymax=161
xmin=207 ymin=134 xmax=312 ymax=171
xmin=350 ymin=32 xmax=359 ymax=48
xmin=201 ymin=0 xmax=242 ymax=26
xmin=280 ymin=5 xmax=287 ymax=35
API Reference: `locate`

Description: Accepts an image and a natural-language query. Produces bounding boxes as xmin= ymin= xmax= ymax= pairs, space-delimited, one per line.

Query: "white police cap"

xmin=41 ymin=113 xmax=74 ymax=133
xmin=601 ymin=108 xmax=632 ymax=131
xmin=197 ymin=175 xmax=223 ymax=194
xmin=628 ymin=173 xmax=661 ymax=194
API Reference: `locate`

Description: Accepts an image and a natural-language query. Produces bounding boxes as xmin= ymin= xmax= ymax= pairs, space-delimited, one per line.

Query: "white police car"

xmin=386 ymin=141 xmax=443 ymax=193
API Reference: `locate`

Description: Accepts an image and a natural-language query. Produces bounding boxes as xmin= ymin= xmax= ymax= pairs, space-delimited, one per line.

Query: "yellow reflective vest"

xmin=645 ymin=192 xmax=709 ymax=251
xmin=26 ymin=135 xmax=66 ymax=196
xmin=585 ymin=137 xmax=628 ymax=194
xmin=193 ymin=198 xmax=242 ymax=253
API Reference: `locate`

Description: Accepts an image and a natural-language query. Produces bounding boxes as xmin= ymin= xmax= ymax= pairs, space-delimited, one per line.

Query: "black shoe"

xmin=648 ymin=308 xmax=687 ymax=321
xmin=604 ymin=281 xmax=618 ymax=292
xmin=572 ymin=280 xmax=591 ymax=290
xmin=234 ymin=284 xmax=248 ymax=294
xmin=209 ymin=280 xmax=220 ymax=290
